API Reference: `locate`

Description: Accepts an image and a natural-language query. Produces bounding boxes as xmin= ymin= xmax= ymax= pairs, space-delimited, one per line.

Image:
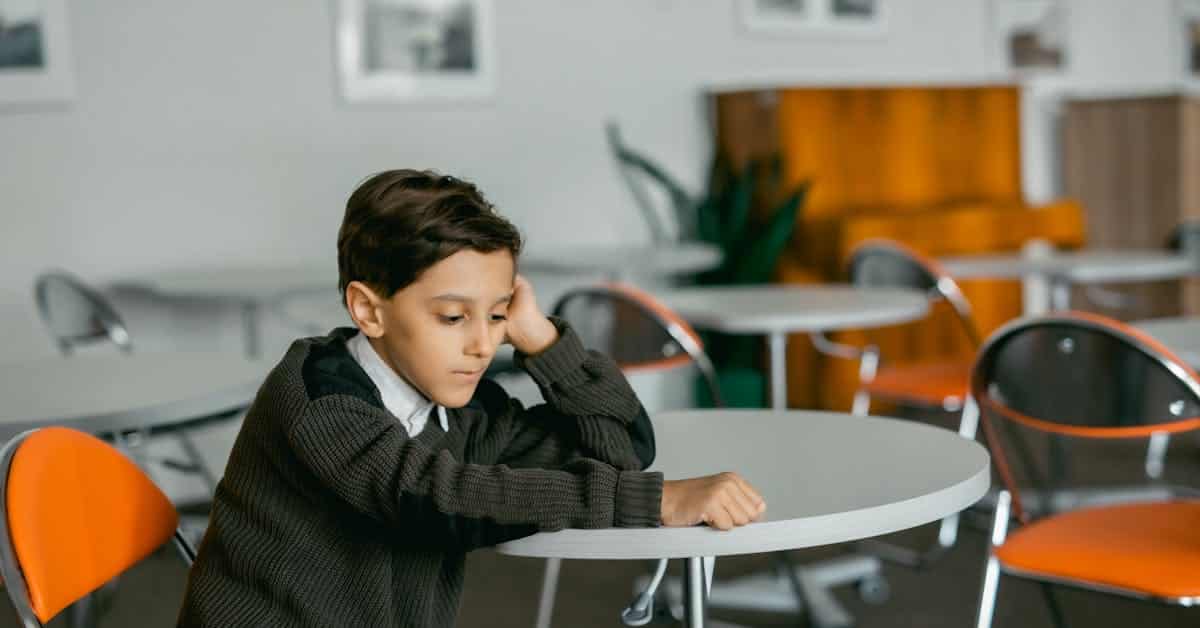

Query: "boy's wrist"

xmin=511 ymin=316 xmax=559 ymax=356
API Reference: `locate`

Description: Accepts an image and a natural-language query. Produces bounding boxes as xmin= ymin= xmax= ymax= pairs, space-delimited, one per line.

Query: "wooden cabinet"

xmin=1062 ymin=94 xmax=1200 ymax=316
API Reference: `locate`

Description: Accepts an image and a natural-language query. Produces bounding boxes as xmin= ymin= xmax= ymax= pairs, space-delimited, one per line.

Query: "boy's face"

xmin=351 ymin=249 xmax=515 ymax=408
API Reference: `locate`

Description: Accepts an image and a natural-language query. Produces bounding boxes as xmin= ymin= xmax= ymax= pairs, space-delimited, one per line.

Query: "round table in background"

xmin=656 ymin=284 xmax=929 ymax=409
xmin=940 ymin=249 xmax=1196 ymax=314
xmin=1134 ymin=316 xmax=1200 ymax=369
xmin=520 ymin=242 xmax=723 ymax=281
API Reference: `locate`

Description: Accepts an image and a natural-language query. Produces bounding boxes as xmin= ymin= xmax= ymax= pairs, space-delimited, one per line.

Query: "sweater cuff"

xmin=613 ymin=471 xmax=663 ymax=528
xmin=516 ymin=317 xmax=589 ymax=387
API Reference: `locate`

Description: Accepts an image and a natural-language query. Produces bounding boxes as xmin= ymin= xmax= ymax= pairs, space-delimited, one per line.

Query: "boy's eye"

xmin=439 ymin=315 xmax=464 ymax=325
xmin=490 ymin=313 xmax=508 ymax=322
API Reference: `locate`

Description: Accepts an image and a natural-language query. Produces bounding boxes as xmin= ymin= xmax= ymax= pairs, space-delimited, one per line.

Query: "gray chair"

xmin=32 ymin=270 xmax=223 ymax=494
xmin=538 ymin=282 xmax=721 ymax=628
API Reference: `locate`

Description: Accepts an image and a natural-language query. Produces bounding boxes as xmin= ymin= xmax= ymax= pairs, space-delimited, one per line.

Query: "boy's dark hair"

xmin=337 ymin=169 xmax=523 ymax=301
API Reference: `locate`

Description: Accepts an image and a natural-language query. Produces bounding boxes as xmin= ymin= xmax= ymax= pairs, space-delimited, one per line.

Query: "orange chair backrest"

xmin=847 ymin=238 xmax=982 ymax=347
xmin=552 ymin=282 xmax=723 ymax=406
xmin=0 ymin=427 xmax=179 ymax=624
xmin=970 ymin=312 xmax=1200 ymax=523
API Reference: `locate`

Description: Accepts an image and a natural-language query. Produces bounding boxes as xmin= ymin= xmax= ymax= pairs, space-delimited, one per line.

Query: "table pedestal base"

xmin=654 ymin=554 xmax=882 ymax=628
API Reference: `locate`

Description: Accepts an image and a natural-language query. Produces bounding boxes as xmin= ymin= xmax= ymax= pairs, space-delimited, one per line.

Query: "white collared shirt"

xmin=346 ymin=332 xmax=449 ymax=436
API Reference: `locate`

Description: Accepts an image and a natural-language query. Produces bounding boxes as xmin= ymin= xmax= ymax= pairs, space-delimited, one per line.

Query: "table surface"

xmin=0 ymin=352 xmax=268 ymax=438
xmin=940 ymin=250 xmax=1196 ymax=283
xmin=655 ymin=284 xmax=930 ymax=334
xmin=519 ymin=242 xmax=722 ymax=277
xmin=121 ymin=265 xmax=338 ymax=300
xmin=496 ymin=409 xmax=990 ymax=560
xmin=1134 ymin=316 xmax=1200 ymax=369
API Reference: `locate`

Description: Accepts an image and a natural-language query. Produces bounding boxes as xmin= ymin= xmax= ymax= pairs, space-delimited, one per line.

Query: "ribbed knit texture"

xmin=177 ymin=320 xmax=663 ymax=627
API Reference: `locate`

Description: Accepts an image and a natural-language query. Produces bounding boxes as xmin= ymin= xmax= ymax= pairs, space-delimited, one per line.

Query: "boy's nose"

xmin=466 ymin=321 xmax=497 ymax=358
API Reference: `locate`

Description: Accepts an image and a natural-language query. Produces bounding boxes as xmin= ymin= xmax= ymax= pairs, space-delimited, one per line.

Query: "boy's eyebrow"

xmin=432 ymin=293 xmax=514 ymax=306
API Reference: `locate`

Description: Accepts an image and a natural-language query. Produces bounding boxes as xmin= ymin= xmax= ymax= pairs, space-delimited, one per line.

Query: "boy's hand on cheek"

xmin=505 ymin=275 xmax=559 ymax=356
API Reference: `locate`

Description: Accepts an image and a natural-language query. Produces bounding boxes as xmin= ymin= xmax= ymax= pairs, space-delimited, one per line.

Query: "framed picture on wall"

xmin=334 ymin=0 xmax=496 ymax=104
xmin=737 ymin=0 xmax=887 ymax=37
xmin=1176 ymin=0 xmax=1200 ymax=87
xmin=0 ymin=0 xmax=74 ymax=105
xmin=988 ymin=0 xmax=1067 ymax=74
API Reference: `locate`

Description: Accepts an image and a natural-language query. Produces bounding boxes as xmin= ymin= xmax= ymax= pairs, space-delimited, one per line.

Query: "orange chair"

xmin=812 ymin=238 xmax=983 ymax=568
xmin=842 ymin=238 xmax=981 ymax=417
xmin=0 ymin=427 xmax=195 ymax=627
xmin=972 ymin=312 xmax=1200 ymax=628
xmin=535 ymin=282 xmax=722 ymax=628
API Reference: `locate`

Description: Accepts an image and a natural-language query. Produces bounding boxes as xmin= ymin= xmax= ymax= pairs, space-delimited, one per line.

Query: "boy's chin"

xmin=432 ymin=385 xmax=480 ymax=409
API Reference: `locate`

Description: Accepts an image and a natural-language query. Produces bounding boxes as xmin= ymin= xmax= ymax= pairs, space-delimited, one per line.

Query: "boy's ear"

xmin=345 ymin=281 xmax=387 ymax=338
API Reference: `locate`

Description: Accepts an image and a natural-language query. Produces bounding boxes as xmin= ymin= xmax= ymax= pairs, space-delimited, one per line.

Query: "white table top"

xmin=497 ymin=409 xmax=989 ymax=560
xmin=121 ymin=265 xmax=338 ymax=300
xmin=1134 ymin=316 xmax=1200 ymax=369
xmin=656 ymin=284 xmax=929 ymax=334
xmin=940 ymin=250 xmax=1196 ymax=284
xmin=519 ymin=242 xmax=722 ymax=277
xmin=0 ymin=352 xmax=268 ymax=438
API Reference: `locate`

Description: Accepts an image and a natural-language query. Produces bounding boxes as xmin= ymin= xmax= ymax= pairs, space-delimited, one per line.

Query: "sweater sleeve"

xmin=287 ymin=394 xmax=662 ymax=550
xmin=498 ymin=318 xmax=656 ymax=471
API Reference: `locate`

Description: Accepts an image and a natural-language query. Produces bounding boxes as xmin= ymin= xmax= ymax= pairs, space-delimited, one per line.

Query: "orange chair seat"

xmin=862 ymin=360 xmax=971 ymax=408
xmin=996 ymin=500 xmax=1200 ymax=600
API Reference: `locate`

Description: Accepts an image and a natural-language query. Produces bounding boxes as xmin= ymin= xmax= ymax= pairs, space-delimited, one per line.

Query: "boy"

xmin=178 ymin=169 xmax=765 ymax=627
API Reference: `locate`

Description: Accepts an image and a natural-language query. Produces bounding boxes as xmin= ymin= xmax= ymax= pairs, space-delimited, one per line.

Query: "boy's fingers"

xmin=728 ymin=487 xmax=759 ymax=525
xmin=733 ymin=475 xmax=766 ymax=509
xmin=711 ymin=507 xmax=734 ymax=531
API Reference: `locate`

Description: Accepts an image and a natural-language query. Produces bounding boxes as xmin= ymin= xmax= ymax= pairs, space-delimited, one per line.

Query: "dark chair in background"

xmin=539 ymin=282 xmax=721 ymax=628
xmin=971 ymin=312 xmax=1200 ymax=628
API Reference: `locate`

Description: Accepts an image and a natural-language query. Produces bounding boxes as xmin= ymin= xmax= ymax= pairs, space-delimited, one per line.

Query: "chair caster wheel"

xmin=858 ymin=575 xmax=890 ymax=604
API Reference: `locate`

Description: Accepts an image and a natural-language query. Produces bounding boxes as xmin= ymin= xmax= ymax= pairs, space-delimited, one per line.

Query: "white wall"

xmin=1 ymin=0 xmax=1005 ymax=359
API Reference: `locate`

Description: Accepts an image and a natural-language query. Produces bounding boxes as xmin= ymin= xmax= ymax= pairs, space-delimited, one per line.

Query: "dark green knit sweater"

xmin=177 ymin=321 xmax=663 ymax=627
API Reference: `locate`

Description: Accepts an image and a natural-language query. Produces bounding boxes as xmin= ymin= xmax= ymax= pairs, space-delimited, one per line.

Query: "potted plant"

xmin=607 ymin=122 xmax=810 ymax=406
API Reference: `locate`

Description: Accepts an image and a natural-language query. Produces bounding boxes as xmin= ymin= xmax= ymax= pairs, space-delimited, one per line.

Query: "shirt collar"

xmin=346 ymin=332 xmax=449 ymax=433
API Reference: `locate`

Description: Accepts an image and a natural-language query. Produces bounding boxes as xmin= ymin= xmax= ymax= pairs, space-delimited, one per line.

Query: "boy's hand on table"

xmin=505 ymin=274 xmax=559 ymax=356
xmin=661 ymin=472 xmax=767 ymax=531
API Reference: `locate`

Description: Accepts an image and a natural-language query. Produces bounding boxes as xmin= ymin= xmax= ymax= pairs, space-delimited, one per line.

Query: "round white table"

xmin=0 ymin=352 xmax=267 ymax=439
xmin=1134 ymin=316 xmax=1200 ymax=369
xmin=656 ymin=285 xmax=930 ymax=409
xmin=496 ymin=409 xmax=990 ymax=627
xmin=940 ymin=249 xmax=1196 ymax=314
xmin=118 ymin=266 xmax=338 ymax=357
xmin=520 ymin=242 xmax=722 ymax=280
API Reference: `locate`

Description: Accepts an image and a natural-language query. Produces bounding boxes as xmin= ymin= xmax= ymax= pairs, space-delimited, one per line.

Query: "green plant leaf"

xmin=731 ymin=182 xmax=808 ymax=283
xmin=723 ymin=165 xmax=755 ymax=251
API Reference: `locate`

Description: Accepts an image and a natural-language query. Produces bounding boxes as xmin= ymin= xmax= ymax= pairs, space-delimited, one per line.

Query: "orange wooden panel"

xmin=775 ymin=86 xmax=1023 ymax=219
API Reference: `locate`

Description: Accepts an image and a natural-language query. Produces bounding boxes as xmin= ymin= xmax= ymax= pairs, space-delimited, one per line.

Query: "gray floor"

xmin=6 ymin=421 xmax=1200 ymax=627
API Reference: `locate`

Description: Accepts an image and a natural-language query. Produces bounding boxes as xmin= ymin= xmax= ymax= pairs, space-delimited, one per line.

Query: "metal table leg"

xmin=683 ymin=556 xmax=708 ymax=628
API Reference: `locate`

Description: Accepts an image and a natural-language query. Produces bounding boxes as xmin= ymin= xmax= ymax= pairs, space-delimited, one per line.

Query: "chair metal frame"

xmin=805 ymin=239 xmax=983 ymax=569
xmin=34 ymin=271 xmax=133 ymax=355
xmin=0 ymin=428 xmax=195 ymax=628
xmin=972 ymin=312 xmax=1200 ymax=628
xmin=536 ymin=282 xmax=723 ymax=628
xmin=32 ymin=270 xmax=225 ymax=494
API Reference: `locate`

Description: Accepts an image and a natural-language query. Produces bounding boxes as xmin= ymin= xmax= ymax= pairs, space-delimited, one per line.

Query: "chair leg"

xmin=851 ymin=390 xmax=871 ymax=417
xmin=175 ymin=432 xmax=219 ymax=493
xmin=1039 ymin=583 xmax=1068 ymax=628
xmin=975 ymin=554 xmax=1001 ymax=628
xmin=1145 ymin=432 xmax=1169 ymax=480
xmin=535 ymin=557 xmax=562 ymax=628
